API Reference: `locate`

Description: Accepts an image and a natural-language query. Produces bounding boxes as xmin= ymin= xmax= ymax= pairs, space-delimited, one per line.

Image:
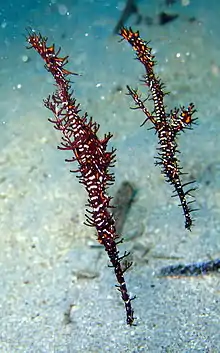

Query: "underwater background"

xmin=0 ymin=0 xmax=220 ymax=351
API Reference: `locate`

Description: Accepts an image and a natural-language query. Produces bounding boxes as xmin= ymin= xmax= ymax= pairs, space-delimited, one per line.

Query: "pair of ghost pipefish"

xmin=26 ymin=27 xmax=197 ymax=325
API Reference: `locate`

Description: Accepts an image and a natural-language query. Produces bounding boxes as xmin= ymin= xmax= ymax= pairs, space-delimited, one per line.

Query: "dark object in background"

xmin=113 ymin=0 xmax=138 ymax=34
xmin=113 ymin=0 xmax=187 ymax=31
xmin=159 ymin=11 xmax=179 ymax=25
xmin=113 ymin=181 xmax=137 ymax=235
xmin=144 ymin=16 xmax=154 ymax=26
xmin=90 ymin=181 xmax=138 ymax=247
xmin=165 ymin=0 xmax=178 ymax=6
xmin=159 ymin=258 xmax=220 ymax=277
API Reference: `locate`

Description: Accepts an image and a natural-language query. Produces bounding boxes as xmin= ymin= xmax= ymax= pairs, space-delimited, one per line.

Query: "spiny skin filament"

xmin=120 ymin=27 xmax=197 ymax=230
xmin=26 ymin=29 xmax=135 ymax=325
